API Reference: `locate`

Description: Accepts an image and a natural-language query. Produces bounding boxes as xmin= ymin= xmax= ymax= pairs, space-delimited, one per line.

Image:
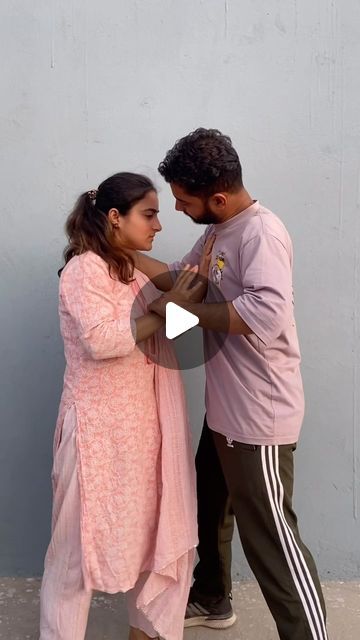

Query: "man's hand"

xmin=185 ymin=232 xmax=216 ymax=302
xmin=199 ymin=233 xmax=215 ymax=279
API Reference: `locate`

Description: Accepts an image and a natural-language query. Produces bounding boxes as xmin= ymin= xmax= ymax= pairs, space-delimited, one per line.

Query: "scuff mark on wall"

xmin=337 ymin=45 xmax=345 ymax=239
xmin=353 ymin=169 xmax=360 ymax=520
xmin=275 ymin=13 xmax=286 ymax=35
xmin=50 ymin=0 xmax=55 ymax=68
xmin=224 ymin=0 xmax=228 ymax=39
xmin=1 ymin=251 xmax=17 ymax=271
xmin=353 ymin=334 xmax=359 ymax=521
xmin=84 ymin=5 xmax=89 ymax=181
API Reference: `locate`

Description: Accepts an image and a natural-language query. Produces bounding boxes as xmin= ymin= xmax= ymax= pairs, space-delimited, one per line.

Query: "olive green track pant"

xmin=193 ymin=417 xmax=328 ymax=640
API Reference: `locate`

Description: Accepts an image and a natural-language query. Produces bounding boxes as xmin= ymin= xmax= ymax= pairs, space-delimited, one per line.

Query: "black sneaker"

xmin=184 ymin=593 xmax=237 ymax=629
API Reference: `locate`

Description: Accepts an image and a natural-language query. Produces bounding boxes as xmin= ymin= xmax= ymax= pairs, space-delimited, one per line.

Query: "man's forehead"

xmin=170 ymin=183 xmax=197 ymax=201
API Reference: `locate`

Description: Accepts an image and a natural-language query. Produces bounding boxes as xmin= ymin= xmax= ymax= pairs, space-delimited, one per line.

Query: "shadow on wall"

xmin=0 ymin=255 xmax=64 ymax=576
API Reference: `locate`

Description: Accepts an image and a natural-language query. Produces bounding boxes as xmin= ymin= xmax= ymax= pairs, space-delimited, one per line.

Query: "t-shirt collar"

xmin=214 ymin=200 xmax=259 ymax=231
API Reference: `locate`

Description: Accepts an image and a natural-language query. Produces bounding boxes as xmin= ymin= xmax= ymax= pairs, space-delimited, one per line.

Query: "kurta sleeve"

xmin=60 ymin=253 xmax=136 ymax=360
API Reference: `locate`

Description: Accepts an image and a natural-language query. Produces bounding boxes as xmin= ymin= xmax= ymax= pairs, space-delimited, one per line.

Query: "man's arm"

xmin=149 ymin=296 xmax=251 ymax=335
xmin=184 ymin=301 xmax=251 ymax=335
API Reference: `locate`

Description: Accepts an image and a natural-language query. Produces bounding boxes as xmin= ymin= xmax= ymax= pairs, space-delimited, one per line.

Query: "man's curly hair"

xmin=158 ymin=128 xmax=243 ymax=197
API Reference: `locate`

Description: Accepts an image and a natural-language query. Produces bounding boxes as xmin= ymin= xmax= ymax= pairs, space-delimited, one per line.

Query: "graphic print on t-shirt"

xmin=211 ymin=251 xmax=225 ymax=286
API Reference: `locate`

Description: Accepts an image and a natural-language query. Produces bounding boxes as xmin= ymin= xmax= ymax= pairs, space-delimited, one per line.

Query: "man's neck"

xmin=218 ymin=189 xmax=254 ymax=223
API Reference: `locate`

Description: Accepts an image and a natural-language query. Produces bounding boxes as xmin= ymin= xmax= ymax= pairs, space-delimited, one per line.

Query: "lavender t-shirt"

xmin=168 ymin=201 xmax=304 ymax=445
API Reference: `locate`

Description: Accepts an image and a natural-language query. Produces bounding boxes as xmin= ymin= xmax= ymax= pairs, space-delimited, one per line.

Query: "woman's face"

xmin=112 ymin=190 xmax=162 ymax=251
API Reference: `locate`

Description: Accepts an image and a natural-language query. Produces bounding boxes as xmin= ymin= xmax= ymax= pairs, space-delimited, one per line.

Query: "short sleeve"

xmin=60 ymin=253 xmax=136 ymax=360
xmin=232 ymin=234 xmax=294 ymax=345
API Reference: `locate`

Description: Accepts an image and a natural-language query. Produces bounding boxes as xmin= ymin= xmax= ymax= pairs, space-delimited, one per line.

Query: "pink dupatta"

xmin=129 ymin=270 xmax=198 ymax=639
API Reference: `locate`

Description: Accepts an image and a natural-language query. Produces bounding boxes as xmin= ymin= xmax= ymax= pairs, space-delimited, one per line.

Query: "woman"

xmin=40 ymin=172 xmax=208 ymax=640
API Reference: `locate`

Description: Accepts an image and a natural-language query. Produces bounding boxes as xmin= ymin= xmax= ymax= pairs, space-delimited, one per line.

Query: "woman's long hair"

xmin=59 ymin=172 xmax=155 ymax=283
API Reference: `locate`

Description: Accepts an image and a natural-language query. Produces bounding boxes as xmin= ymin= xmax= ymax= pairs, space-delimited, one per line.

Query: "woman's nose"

xmin=154 ymin=218 xmax=162 ymax=232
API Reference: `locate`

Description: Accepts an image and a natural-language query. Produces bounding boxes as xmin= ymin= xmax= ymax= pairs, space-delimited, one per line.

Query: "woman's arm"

xmin=133 ymin=232 xmax=215 ymax=296
xmin=132 ymin=252 xmax=174 ymax=291
xmin=134 ymin=311 xmax=165 ymax=343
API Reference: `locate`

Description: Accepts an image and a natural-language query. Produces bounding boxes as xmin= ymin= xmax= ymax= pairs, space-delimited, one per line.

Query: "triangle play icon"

xmin=165 ymin=302 xmax=199 ymax=340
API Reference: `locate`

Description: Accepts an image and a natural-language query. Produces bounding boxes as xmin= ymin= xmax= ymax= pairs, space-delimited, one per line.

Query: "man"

xmin=134 ymin=128 xmax=327 ymax=640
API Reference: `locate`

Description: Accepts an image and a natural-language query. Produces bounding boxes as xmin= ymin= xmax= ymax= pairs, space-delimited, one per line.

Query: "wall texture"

xmin=0 ymin=0 xmax=359 ymax=579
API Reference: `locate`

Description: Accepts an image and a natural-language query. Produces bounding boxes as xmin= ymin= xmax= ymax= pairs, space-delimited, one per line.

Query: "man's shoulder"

xmin=244 ymin=204 xmax=290 ymax=245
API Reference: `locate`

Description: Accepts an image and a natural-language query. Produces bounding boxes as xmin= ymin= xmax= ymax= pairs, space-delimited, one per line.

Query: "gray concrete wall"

xmin=0 ymin=0 xmax=359 ymax=579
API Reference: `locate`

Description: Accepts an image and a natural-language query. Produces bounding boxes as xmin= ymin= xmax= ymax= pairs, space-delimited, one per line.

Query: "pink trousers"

xmin=39 ymin=406 xmax=158 ymax=639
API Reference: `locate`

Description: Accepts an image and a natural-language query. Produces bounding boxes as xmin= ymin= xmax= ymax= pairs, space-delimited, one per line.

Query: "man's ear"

xmin=211 ymin=193 xmax=227 ymax=209
xmin=108 ymin=208 xmax=122 ymax=228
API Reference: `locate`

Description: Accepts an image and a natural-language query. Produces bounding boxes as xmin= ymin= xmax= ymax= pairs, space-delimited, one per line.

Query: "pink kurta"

xmin=54 ymin=251 xmax=197 ymax=640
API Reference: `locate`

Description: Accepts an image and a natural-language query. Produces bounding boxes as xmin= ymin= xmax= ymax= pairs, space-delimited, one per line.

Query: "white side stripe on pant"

xmin=272 ymin=446 xmax=327 ymax=640
xmin=261 ymin=446 xmax=327 ymax=640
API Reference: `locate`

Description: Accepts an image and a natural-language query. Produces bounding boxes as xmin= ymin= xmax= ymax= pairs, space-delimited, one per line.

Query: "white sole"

xmin=184 ymin=612 xmax=237 ymax=629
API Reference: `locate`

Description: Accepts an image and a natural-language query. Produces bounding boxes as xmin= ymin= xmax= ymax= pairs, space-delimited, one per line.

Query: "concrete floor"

xmin=0 ymin=578 xmax=359 ymax=639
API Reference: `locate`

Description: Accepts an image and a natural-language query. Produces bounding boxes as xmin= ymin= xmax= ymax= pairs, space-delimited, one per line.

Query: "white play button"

xmin=165 ymin=302 xmax=199 ymax=340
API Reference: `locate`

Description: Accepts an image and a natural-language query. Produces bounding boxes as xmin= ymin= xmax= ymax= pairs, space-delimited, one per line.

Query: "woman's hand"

xmin=148 ymin=234 xmax=216 ymax=317
xmin=148 ymin=265 xmax=202 ymax=317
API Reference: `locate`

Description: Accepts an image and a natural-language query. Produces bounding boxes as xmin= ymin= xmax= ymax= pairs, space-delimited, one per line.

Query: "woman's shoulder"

xmin=62 ymin=251 xmax=108 ymax=277
xmin=60 ymin=252 xmax=111 ymax=291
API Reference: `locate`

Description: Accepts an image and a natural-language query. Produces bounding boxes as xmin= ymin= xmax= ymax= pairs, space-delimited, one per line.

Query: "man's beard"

xmin=184 ymin=208 xmax=219 ymax=225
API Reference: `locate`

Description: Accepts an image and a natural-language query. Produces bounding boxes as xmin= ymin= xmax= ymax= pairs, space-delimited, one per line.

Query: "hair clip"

xmin=87 ymin=189 xmax=98 ymax=201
